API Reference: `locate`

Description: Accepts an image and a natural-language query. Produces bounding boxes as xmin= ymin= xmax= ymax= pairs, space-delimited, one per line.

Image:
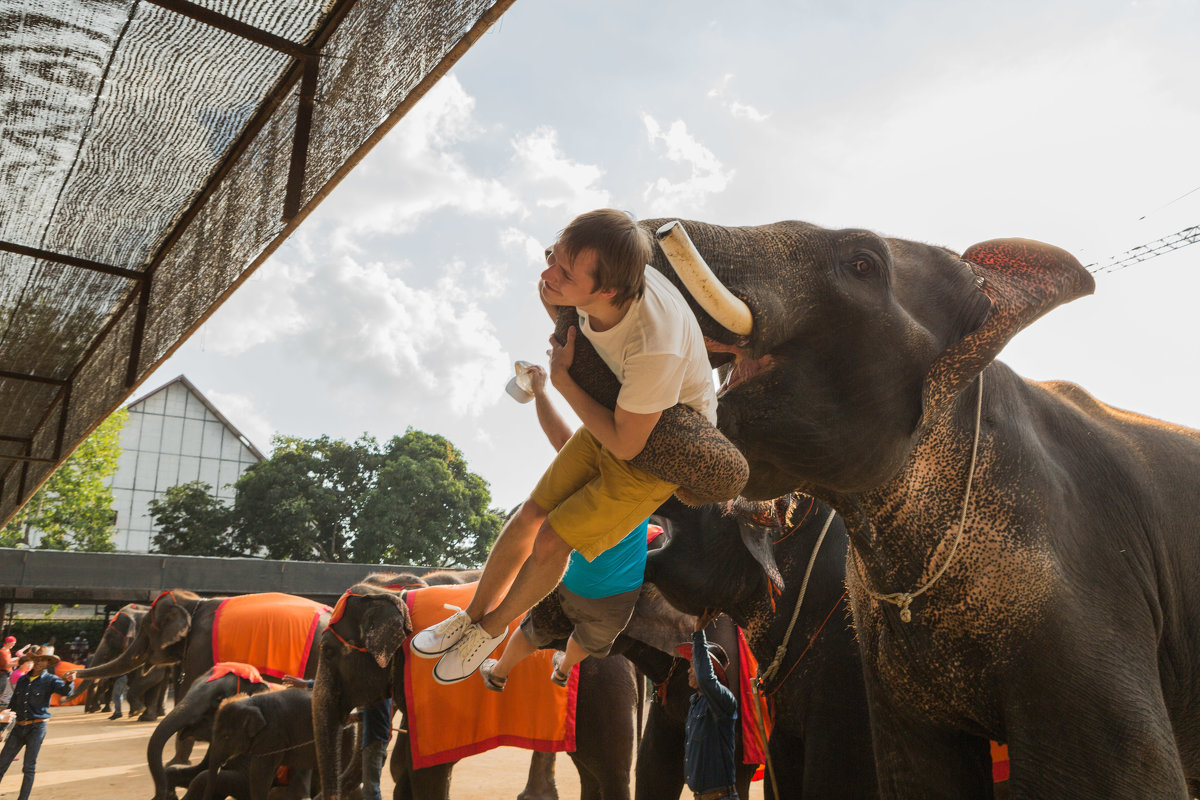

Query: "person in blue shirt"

xmin=0 ymin=650 xmax=77 ymax=800
xmin=480 ymin=365 xmax=649 ymax=691
xmin=359 ymin=697 xmax=393 ymax=800
xmin=680 ymin=609 xmax=738 ymax=800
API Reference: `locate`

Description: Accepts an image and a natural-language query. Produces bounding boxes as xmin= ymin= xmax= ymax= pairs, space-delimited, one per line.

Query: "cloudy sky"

xmin=140 ymin=0 xmax=1200 ymax=512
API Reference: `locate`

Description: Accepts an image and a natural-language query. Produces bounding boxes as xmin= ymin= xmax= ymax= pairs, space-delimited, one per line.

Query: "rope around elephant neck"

xmin=856 ymin=372 xmax=983 ymax=624
xmin=758 ymin=508 xmax=836 ymax=687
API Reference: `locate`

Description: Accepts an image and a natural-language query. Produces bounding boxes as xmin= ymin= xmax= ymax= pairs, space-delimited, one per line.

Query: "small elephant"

xmin=147 ymin=666 xmax=274 ymax=800
xmin=205 ymin=688 xmax=347 ymax=800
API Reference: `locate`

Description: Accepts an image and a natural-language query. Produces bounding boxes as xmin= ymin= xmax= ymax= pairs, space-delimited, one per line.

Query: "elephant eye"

xmin=846 ymin=252 xmax=880 ymax=278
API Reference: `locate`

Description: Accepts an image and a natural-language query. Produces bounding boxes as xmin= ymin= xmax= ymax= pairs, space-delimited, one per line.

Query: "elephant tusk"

xmin=656 ymin=220 xmax=754 ymax=337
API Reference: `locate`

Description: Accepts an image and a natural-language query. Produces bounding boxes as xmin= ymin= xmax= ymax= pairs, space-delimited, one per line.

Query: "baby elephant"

xmin=204 ymin=689 xmax=325 ymax=800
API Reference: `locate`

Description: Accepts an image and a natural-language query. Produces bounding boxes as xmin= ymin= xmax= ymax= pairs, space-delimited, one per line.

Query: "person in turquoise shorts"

xmin=479 ymin=364 xmax=648 ymax=690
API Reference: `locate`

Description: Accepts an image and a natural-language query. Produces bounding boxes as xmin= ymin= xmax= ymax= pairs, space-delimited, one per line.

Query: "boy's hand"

xmin=527 ymin=365 xmax=548 ymax=397
xmin=695 ymin=608 xmax=721 ymax=631
xmin=548 ymin=327 xmax=576 ymax=386
xmin=282 ymin=675 xmax=308 ymax=688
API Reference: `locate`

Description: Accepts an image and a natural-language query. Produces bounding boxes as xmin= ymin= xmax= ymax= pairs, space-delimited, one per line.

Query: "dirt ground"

xmin=7 ymin=704 xmax=765 ymax=799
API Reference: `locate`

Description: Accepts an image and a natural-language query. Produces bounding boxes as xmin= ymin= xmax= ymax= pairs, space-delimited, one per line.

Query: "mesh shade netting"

xmin=0 ymin=0 xmax=513 ymax=525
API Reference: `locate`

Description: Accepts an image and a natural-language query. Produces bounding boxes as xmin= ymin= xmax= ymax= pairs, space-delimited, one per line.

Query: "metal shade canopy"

xmin=0 ymin=0 xmax=515 ymax=526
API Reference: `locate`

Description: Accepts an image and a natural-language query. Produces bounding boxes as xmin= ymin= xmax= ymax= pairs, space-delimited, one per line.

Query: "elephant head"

xmin=644 ymin=495 xmax=795 ymax=628
xmin=313 ymin=582 xmax=411 ymax=800
xmin=639 ymin=218 xmax=1094 ymax=500
xmin=80 ymin=603 xmax=144 ymax=709
xmin=210 ymin=693 xmax=267 ymax=766
xmin=75 ymin=590 xmax=203 ymax=680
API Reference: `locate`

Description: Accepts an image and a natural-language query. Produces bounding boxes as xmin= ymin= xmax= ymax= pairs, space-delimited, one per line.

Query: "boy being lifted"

xmin=411 ymin=208 xmax=716 ymax=684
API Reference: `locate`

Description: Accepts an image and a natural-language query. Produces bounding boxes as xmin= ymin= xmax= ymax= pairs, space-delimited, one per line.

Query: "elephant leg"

xmin=248 ymin=753 xmax=285 ymax=800
xmin=762 ymin=730 xmax=804 ymax=800
xmin=391 ymin=729 xmax=452 ymax=800
xmin=281 ymin=767 xmax=312 ymax=800
xmin=169 ymin=735 xmax=197 ymax=766
xmin=573 ymin=765 xmax=601 ymax=800
xmin=181 ymin=767 xmax=252 ymax=800
xmin=518 ymin=751 xmax=558 ymax=800
xmin=634 ymin=703 xmax=684 ymax=800
xmin=866 ymin=677 xmax=991 ymax=800
xmin=570 ymin=658 xmax=634 ymax=800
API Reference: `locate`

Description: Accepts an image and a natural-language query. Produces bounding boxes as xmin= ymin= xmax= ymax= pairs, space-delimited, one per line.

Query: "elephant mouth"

xmin=707 ymin=337 xmax=773 ymax=396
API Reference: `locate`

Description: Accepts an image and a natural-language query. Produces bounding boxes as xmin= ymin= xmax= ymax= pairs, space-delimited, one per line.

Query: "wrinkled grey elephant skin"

xmin=205 ymin=688 xmax=346 ymax=800
xmin=147 ymin=667 xmax=273 ymax=800
xmin=654 ymin=216 xmax=1200 ymax=798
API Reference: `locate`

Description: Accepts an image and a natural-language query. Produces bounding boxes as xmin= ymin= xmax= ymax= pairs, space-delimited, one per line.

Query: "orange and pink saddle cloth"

xmin=211 ymin=592 xmax=330 ymax=680
xmin=403 ymin=582 xmax=577 ymax=768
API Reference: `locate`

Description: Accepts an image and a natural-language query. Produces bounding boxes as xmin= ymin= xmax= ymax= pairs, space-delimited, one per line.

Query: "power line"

xmin=1086 ymin=225 xmax=1200 ymax=275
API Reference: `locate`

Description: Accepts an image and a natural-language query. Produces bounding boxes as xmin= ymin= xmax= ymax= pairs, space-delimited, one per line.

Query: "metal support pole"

xmin=125 ymin=275 xmax=152 ymax=388
xmin=283 ymin=56 xmax=320 ymax=222
xmin=54 ymin=382 xmax=72 ymax=459
xmin=0 ymin=240 xmax=143 ymax=281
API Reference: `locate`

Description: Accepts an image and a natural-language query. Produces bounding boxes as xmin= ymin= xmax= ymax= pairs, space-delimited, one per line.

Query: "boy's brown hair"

xmin=556 ymin=209 xmax=652 ymax=307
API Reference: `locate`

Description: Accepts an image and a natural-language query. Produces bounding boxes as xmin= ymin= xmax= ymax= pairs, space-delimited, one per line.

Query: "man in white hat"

xmin=0 ymin=649 xmax=76 ymax=800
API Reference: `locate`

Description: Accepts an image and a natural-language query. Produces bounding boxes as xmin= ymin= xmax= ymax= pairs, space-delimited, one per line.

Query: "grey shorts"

xmin=520 ymin=585 xmax=641 ymax=657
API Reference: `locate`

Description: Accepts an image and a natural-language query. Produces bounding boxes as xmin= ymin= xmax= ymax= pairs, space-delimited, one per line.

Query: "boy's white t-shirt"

xmin=577 ymin=267 xmax=717 ymax=426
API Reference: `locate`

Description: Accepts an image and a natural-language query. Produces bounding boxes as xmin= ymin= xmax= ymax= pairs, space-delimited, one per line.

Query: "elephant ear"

xmin=242 ymin=705 xmax=268 ymax=738
xmin=921 ymin=238 xmax=1094 ymax=423
xmin=734 ymin=518 xmax=784 ymax=593
xmin=361 ymin=595 xmax=411 ymax=669
xmin=156 ymin=605 xmax=192 ymax=648
xmin=554 ymin=307 xmax=749 ymax=503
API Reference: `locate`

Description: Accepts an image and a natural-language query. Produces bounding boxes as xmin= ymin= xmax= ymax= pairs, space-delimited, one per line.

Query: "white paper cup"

xmin=506 ymin=375 xmax=534 ymax=403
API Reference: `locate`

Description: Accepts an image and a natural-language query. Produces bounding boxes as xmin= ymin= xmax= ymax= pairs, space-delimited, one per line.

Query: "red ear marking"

xmin=921 ymin=238 xmax=1093 ymax=425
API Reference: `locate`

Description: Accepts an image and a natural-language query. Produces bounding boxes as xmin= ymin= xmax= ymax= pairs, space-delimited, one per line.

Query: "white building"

xmin=109 ymin=376 xmax=264 ymax=552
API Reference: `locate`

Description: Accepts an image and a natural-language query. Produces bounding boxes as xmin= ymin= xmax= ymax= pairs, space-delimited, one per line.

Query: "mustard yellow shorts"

xmin=530 ymin=428 xmax=677 ymax=561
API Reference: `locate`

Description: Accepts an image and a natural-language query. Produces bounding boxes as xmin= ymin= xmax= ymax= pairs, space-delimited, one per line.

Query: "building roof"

xmin=127 ymin=375 xmax=266 ymax=461
xmin=0 ymin=0 xmax=516 ymax=527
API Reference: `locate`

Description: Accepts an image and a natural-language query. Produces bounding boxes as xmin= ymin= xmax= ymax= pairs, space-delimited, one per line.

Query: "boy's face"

xmin=541 ymin=245 xmax=615 ymax=309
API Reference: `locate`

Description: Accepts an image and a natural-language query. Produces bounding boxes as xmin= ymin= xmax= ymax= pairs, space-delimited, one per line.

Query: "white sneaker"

xmin=432 ymin=623 xmax=507 ymax=685
xmin=410 ymin=606 xmax=471 ymax=659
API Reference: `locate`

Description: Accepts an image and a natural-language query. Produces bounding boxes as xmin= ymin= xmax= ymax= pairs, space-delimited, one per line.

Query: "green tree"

xmin=355 ymin=429 xmax=502 ymax=568
xmin=147 ymin=481 xmax=239 ymax=556
xmin=0 ymin=408 xmax=128 ymax=551
xmin=233 ymin=434 xmax=380 ymax=562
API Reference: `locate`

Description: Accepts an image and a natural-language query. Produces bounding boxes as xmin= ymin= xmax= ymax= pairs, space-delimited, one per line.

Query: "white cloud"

xmin=509 ymin=126 xmax=612 ymax=212
xmin=198 ymin=258 xmax=310 ymax=355
xmin=205 ymin=390 xmax=276 ymax=455
xmin=641 ymin=115 xmax=735 ymax=215
xmin=707 ymin=73 xmax=771 ymax=122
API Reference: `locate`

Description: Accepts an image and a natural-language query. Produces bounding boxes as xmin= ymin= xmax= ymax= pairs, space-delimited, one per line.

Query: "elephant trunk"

xmin=148 ymin=708 xmax=190 ymax=800
xmin=75 ymin=630 xmax=149 ymax=680
xmin=312 ymin=651 xmax=346 ymax=800
xmin=201 ymin=743 xmax=226 ymax=800
xmin=656 ymin=220 xmax=754 ymax=336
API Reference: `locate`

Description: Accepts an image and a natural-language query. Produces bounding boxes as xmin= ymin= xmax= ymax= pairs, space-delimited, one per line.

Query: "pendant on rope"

xmin=899 ymin=595 xmax=913 ymax=623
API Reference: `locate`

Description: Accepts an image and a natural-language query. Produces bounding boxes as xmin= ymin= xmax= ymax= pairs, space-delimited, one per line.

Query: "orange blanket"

xmin=212 ymin=593 xmax=330 ymax=680
xmin=50 ymin=661 xmax=84 ymax=706
xmin=404 ymin=583 xmax=577 ymax=768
